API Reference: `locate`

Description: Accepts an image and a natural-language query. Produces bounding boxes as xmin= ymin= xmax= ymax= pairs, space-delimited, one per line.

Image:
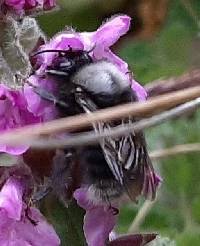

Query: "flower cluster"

xmin=0 ymin=0 xmax=56 ymax=19
xmin=0 ymin=177 xmax=60 ymax=245
xmin=0 ymin=84 xmax=60 ymax=244
xmin=0 ymin=14 xmax=160 ymax=246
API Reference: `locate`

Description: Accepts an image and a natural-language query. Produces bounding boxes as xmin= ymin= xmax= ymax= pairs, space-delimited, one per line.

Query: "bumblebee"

xmin=31 ymin=48 xmax=157 ymax=204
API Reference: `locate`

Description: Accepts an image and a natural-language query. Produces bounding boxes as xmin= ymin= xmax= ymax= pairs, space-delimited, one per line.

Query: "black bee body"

xmin=80 ymin=145 xmax=124 ymax=203
xmin=32 ymin=48 xmax=156 ymax=204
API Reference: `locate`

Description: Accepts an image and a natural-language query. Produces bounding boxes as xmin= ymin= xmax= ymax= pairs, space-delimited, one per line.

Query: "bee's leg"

xmin=51 ymin=149 xmax=80 ymax=206
xmin=103 ymin=193 xmax=119 ymax=215
xmin=25 ymin=207 xmax=38 ymax=225
xmin=46 ymin=69 xmax=69 ymax=76
xmin=108 ymin=204 xmax=119 ymax=215
xmin=32 ymin=150 xmax=80 ymax=207
xmin=30 ymin=84 xmax=69 ymax=109
xmin=107 ymin=198 xmax=119 ymax=215
xmin=32 ymin=179 xmax=52 ymax=203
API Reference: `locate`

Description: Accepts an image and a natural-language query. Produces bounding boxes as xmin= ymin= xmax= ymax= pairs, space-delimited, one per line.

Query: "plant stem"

xmin=0 ymin=87 xmax=199 ymax=147
xmin=41 ymin=195 xmax=86 ymax=246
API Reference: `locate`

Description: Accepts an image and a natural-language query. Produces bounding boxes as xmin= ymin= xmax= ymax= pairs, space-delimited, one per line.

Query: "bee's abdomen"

xmin=79 ymin=145 xmax=124 ymax=202
xmin=81 ymin=145 xmax=114 ymax=181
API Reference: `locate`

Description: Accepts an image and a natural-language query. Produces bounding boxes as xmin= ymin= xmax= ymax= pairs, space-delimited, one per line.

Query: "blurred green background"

xmin=37 ymin=0 xmax=200 ymax=245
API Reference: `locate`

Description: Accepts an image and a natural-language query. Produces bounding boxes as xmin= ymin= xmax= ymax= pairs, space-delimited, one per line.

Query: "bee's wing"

xmin=100 ymin=123 xmax=158 ymax=201
xmin=75 ymin=90 xmax=158 ymax=201
xmin=122 ymin=131 xmax=158 ymax=201
xmin=74 ymin=90 xmax=124 ymax=184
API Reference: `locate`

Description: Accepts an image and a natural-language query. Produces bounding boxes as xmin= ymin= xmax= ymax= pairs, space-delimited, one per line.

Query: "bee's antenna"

xmin=87 ymin=44 xmax=96 ymax=54
xmin=31 ymin=49 xmax=70 ymax=57
xmin=31 ymin=45 xmax=96 ymax=57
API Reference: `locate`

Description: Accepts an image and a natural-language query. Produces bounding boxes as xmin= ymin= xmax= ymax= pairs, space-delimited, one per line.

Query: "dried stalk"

xmin=128 ymin=142 xmax=200 ymax=234
xmin=146 ymin=69 xmax=200 ymax=97
xmin=180 ymin=0 xmax=200 ymax=29
xmin=128 ymin=200 xmax=156 ymax=233
xmin=1 ymin=96 xmax=200 ymax=148
xmin=0 ymin=86 xmax=199 ymax=147
xmin=150 ymin=143 xmax=200 ymax=160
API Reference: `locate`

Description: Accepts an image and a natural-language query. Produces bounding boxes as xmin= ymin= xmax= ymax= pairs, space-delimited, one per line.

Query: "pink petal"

xmin=1 ymin=0 xmax=56 ymax=17
xmin=0 ymin=177 xmax=23 ymax=220
xmin=84 ymin=207 xmax=117 ymax=246
xmin=5 ymin=0 xmax=25 ymax=10
xmin=24 ymin=75 xmax=57 ymax=121
xmin=25 ymin=0 xmax=37 ymax=8
xmin=74 ymin=188 xmax=118 ymax=246
xmin=92 ymin=15 xmax=131 ymax=48
xmin=108 ymin=233 xmax=157 ymax=246
xmin=0 ymin=207 xmax=60 ymax=245
xmin=94 ymin=48 xmax=129 ymax=72
xmin=0 ymin=85 xmax=41 ymax=155
xmin=1 ymin=145 xmax=29 ymax=156
xmin=0 ymin=177 xmax=60 ymax=245
xmin=15 ymin=207 xmax=60 ymax=246
xmin=131 ymin=79 xmax=147 ymax=101
xmin=43 ymin=0 xmax=56 ymax=10
xmin=142 ymin=172 xmax=162 ymax=200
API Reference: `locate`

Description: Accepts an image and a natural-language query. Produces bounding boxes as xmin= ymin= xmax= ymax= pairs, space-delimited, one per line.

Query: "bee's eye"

xmin=56 ymin=58 xmax=75 ymax=72
xmin=60 ymin=61 xmax=73 ymax=68
xmin=59 ymin=52 xmax=67 ymax=57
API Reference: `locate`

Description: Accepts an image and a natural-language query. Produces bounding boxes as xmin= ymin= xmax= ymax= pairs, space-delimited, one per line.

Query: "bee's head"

xmin=32 ymin=48 xmax=93 ymax=77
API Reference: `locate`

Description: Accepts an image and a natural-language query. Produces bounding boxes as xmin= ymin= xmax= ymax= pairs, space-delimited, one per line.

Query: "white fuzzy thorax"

xmin=72 ymin=61 xmax=130 ymax=95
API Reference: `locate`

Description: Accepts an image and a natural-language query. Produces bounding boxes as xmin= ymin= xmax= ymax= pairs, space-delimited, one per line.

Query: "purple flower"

xmin=33 ymin=15 xmax=147 ymax=101
xmin=24 ymin=75 xmax=57 ymax=121
xmin=74 ymin=188 xmax=158 ymax=246
xmin=4 ymin=0 xmax=25 ymax=11
xmin=108 ymin=233 xmax=157 ymax=246
xmin=1 ymin=0 xmax=56 ymax=18
xmin=43 ymin=0 xmax=56 ymax=10
xmin=142 ymin=172 xmax=162 ymax=199
xmin=0 ymin=177 xmax=60 ymax=245
xmin=74 ymin=188 xmax=118 ymax=246
xmin=0 ymin=85 xmax=40 ymax=155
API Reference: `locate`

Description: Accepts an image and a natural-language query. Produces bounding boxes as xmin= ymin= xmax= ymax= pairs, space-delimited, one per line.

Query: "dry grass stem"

xmin=150 ymin=143 xmax=200 ymax=160
xmin=0 ymin=87 xmax=199 ymax=147
xmin=146 ymin=69 xmax=200 ymax=97
xmin=128 ymin=200 xmax=156 ymax=233
xmin=0 ymin=96 xmax=199 ymax=148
